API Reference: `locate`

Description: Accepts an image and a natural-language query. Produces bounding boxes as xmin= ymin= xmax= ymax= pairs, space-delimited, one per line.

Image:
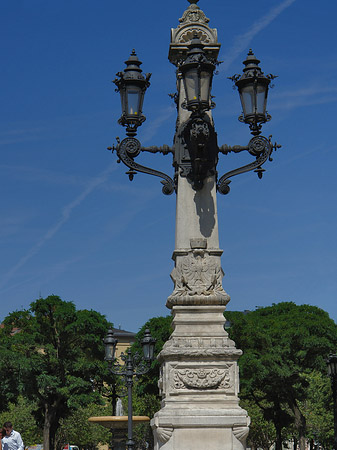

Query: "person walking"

xmin=0 ymin=427 xmax=6 ymax=450
xmin=2 ymin=423 xmax=24 ymax=450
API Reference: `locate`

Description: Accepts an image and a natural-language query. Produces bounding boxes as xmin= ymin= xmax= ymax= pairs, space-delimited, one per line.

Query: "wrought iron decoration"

xmin=108 ymin=41 xmax=281 ymax=195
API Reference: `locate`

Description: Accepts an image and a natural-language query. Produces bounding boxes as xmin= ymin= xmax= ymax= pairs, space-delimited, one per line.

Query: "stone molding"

xmin=159 ymin=337 xmax=242 ymax=359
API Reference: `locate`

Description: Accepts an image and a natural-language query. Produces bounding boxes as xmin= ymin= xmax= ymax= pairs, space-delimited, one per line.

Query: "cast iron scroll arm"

xmin=217 ymin=135 xmax=281 ymax=195
xmin=107 ymin=137 xmax=175 ymax=195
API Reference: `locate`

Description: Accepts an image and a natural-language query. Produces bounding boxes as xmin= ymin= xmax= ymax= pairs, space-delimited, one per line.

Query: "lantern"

xmin=114 ymin=50 xmax=151 ymax=136
xmin=180 ymin=35 xmax=215 ymax=112
xmin=141 ymin=328 xmax=156 ymax=362
xmin=103 ymin=328 xmax=118 ymax=362
xmin=328 ymin=354 xmax=337 ymax=378
xmin=234 ymin=49 xmax=273 ymax=135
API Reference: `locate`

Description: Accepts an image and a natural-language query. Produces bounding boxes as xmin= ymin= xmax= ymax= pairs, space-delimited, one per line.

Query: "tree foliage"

xmin=56 ymin=402 xmax=111 ymax=450
xmin=225 ymin=302 xmax=337 ymax=450
xmin=0 ymin=396 xmax=42 ymax=446
xmin=0 ymin=295 xmax=110 ymax=450
xmin=132 ymin=315 xmax=173 ymax=396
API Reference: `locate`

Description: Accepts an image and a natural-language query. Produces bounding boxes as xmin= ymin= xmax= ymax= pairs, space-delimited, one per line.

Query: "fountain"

xmin=88 ymin=397 xmax=150 ymax=449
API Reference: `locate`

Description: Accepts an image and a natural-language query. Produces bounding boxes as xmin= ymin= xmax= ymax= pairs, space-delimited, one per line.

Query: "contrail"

xmin=0 ymin=163 xmax=116 ymax=290
xmin=219 ymin=0 xmax=296 ymax=73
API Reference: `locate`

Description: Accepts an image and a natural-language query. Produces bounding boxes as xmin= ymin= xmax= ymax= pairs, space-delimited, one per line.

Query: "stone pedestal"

xmin=151 ymin=304 xmax=250 ymax=450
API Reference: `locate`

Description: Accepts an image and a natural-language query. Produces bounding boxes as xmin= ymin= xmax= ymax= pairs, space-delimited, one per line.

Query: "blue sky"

xmin=1 ymin=0 xmax=336 ymax=332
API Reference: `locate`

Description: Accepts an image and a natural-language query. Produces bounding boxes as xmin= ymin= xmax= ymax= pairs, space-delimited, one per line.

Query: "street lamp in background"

xmin=327 ymin=354 xmax=337 ymax=449
xmin=104 ymin=328 xmax=156 ymax=450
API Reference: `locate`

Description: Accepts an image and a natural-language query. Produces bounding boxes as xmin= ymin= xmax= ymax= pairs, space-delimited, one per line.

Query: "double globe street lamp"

xmin=104 ymin=328 xmax=156 ymax=450
xmin=108 ymin=35 xmax=281 ymax=195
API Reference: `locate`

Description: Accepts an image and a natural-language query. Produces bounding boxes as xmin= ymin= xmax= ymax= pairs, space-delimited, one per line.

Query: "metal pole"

xmin=333 ymin=376 xmax=337 ymax=450
xmin=110 ymin=380 xmax=117 ymax=450
xmin=126 ymin=350 xmax=134 ymax=450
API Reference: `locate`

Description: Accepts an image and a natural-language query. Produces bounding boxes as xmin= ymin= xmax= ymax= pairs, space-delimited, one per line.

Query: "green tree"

xmin=225 ymin=303 xmax=337 ymax=450
xmin=300 ymin=371 xmax=334 ymax=449
xmin=0 ymin=396 xmax=42 ymax=446
xmin=132 ymin=315 xmax=173 ymax=396
xmin=0 ymin=295 xmax=111 ymax=450
xmin=56 ymin=402 xmax=111 ymax=450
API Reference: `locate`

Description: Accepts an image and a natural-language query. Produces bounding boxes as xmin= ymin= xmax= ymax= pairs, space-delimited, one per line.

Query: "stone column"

xmin=151 ymin=2 xmax=250 ymax=449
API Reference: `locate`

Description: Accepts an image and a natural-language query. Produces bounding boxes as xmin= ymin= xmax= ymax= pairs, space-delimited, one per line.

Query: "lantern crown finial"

xmin=242 ymin=49 xmax=263 ymax=76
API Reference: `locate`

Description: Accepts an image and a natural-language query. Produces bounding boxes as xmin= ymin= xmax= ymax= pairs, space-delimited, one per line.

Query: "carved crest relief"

xmin=170 ymin=250 xmax=226 ymax=297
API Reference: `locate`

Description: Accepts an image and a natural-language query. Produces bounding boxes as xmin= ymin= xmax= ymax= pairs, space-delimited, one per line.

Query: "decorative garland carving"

xmin=172 ymin=367 xmax=232 ymax=390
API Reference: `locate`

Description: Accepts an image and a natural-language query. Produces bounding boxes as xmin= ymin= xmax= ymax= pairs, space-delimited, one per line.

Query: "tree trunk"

xmin=43 ymin=402 xmax=58 ymax=450
xmin=275 ymin=423 xmax=283 ymax=450
xmin=43 ymin=403 xmax=52 ymax=450
xmin=293 ymin=436 xmax=298 ymax=449
xmin=292 ymin=401 xmax=306 ymax=450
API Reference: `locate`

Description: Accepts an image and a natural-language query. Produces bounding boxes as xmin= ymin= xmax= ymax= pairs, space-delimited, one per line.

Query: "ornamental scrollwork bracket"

xmin=108 ymin=137 xmax=176 ymax=195
xmin=217 ymin=135 xmax=281 ymax=195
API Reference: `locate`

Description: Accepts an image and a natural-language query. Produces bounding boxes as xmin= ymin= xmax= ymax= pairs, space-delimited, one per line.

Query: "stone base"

xmin=151 ymin=305 xmax=250 ymax=450
xmin=151 ymin=409 xmax=249 ymax=450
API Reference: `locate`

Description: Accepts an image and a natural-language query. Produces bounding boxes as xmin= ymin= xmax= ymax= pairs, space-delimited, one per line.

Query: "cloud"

xmin=140 ymin=106 xmax=176 ymax=143
xmin=219 ymin=0 xmax=296 ymax=73
xmin=271 ymin=85 xmax=337 ymax=110
xmin=0 ymin=163 xmax=116 ymax=291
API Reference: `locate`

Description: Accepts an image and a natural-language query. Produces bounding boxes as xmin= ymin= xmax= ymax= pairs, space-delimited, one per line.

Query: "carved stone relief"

xmin=167 ymin=249 xmax=230 ymax=306
xmin=179 ymin=5 xmax=210 ymax=25
xmin=176 ymin=27 xmax=213 ymax=45
xmin=233 ymin=426 xmax=250 ymax=443
xmin=172 ymin=367 xmax=232 ymax=390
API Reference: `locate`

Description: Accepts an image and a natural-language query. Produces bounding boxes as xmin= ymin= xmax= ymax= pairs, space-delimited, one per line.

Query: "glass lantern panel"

xmin=240 ymin=85 xmax=254 ymax=117
xmin=104 ymin=344 xmax=115 ymax=362
xmin=126 ymin=88 xmax=141 ymax=116
xmin=256 ymin=84 xmax=268 ymax=115
xmin=328 ymin=356 xmax=337 ymax=376
xmin=184 ymin=70 xmax=199 ymax=104
xmin=142 ymin=343 xmax=150 ymax=361
xmin=200 ymin=70 xmax=212 ymax=104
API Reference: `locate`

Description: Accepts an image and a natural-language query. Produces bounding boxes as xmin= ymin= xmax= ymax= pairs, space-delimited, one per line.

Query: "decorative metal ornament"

xmin=114 ymin=50 xmax=151 ymax=137
xmin=108 ymin=137 xmax=175 ymax=195
xmin=173 ymin=113 xmax=218 ymax=190
xmin=217 ymin=136 xmax=281 ymax=195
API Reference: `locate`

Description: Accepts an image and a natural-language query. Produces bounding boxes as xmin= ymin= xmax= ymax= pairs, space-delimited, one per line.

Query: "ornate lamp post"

xmin=104 ymin=328 xmax=156 ymax=450
xmin=327 ymin=354 xmax=337 ymax=449
xmin=103 ymin=329 xmax=120 ymax=416
xmin=107 ymin=1 xmax=282 ymax=449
